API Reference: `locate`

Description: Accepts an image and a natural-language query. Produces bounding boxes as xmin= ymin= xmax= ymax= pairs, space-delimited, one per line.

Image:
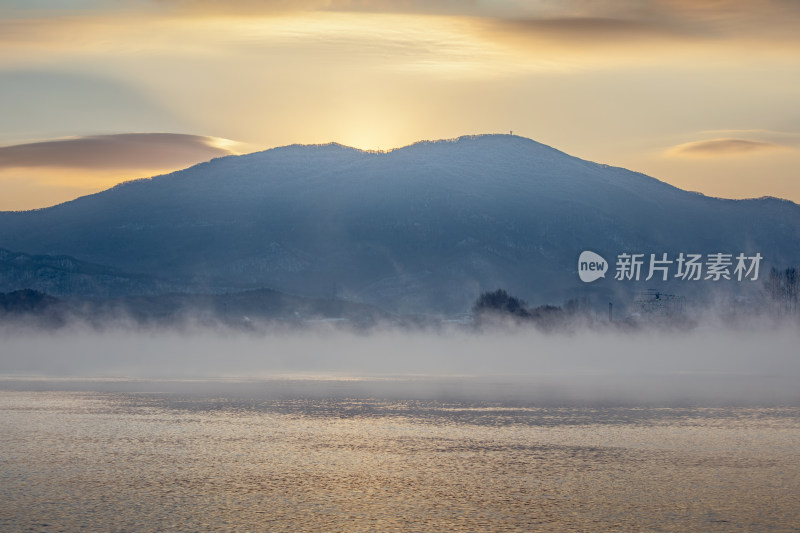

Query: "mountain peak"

xmin=245 ymin=134 xmax=564 ymax=161
xmin=1 ymin=134 xmax=799 ymax=314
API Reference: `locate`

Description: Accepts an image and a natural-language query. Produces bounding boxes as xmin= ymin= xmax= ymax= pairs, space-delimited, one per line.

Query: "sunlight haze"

xmin=1 ymin=0 xmax=799 ymax=209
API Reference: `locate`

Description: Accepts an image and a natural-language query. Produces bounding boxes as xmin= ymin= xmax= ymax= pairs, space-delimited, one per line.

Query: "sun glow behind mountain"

xmin=1 ymin=1 xmax=800 ymax=209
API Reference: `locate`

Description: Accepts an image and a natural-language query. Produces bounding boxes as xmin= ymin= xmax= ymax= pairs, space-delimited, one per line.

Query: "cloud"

xmin=469 ymin=1 xmax=800 ymax=51
xmin=668 ymin=138 xmax=786 ymax=157
xmin=143 ymin=0 xmax=477 ymax=16
xmin=5 ymin=0 xmax=800 ymax=45
xmin=483 ymin=16 xmax=686 ymax=45
xmin=0 ymin=71 xmax=188 ymax=146
xmin=136 ymin=0 xmax=800 ymax=44
xmin=0 ymin=133 xmax=240 ymax=170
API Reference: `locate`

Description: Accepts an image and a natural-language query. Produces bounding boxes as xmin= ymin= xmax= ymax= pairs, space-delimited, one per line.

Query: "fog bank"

xmin=1 ymin=325 xmax=798 ymax=406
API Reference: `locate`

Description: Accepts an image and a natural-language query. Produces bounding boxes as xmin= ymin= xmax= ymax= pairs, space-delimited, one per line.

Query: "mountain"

xmin=0 ymin=288 xmax=62 ymax=314
xmin=77 ymin=288 xmax=388 ymax=328
xmin=0 ymin=286 xmax=388 ymax=328
xmin=0 ymin=248 xmax=189 ymax=298
xmin=0 ymin=289 xmax=69 ymax=327
xmin=1 ymin=134 xmax=799 ymax=314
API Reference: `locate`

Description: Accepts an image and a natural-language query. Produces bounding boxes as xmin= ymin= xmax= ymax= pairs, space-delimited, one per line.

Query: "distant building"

xmin=633 ymin=289 xmax=685 ymax=316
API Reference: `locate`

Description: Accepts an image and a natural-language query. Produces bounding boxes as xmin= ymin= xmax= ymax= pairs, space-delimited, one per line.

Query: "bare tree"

xmin=768 ymin=267 xmax=799 ymax=314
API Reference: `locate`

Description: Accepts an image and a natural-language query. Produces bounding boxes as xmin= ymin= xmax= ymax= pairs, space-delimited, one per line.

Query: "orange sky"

xmin=1 ymin=0 xmax=799 ymax=210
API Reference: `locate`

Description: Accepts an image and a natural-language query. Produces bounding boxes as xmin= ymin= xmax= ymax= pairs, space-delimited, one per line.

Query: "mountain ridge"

xmin=9 ymin=134 xmax=797 ymax=215
xmin=1 ymin=134 xmax=798 ymax=314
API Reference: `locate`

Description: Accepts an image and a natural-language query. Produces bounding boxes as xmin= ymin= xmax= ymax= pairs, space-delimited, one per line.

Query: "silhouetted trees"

xmin=472 ymin=289 xmax=530 ymax=318
xmin=563 ymin=297 xmax=590 ymax=315
xmin=768 ymin=267 xmax=799 ymax=314
xmin=0 ymin=289 xmax=61 ymax=313
xmin=527 ymin=304 xmax=565 ymax=330
xmin=472 ymin=289 xmax=571 ymax=330
xmin=0 ymin=289 xmax=67 ymax=327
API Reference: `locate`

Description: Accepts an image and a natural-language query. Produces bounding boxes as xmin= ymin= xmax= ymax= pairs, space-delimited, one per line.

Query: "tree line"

xmin=471 ymin=289 xmax=589 ymax=330
xmin=767 ymin=267 xmax=799 ymax=314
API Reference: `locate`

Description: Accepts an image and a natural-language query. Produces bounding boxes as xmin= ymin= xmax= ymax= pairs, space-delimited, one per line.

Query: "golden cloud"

xmin=142 ymin=0 xmax=800 ymax=43
xmin=0 ymin=133 xmax=239 ymax=170
xmin=143 ymin=0 xmax=477 ymax=16
xmin=668 ymin=138 xmax=786 ymax=157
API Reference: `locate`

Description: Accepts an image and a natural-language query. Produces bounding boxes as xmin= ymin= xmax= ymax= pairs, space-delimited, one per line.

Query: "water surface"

xmin=1 ymin=381 xmax=798 ymax=532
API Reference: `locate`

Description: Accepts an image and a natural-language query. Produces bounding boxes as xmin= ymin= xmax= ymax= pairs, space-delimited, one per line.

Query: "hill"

xmin=1 ymin=134 xmax=798 ymax=314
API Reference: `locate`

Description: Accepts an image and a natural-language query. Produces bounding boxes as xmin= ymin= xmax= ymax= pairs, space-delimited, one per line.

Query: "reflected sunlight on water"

xmin=1 ymin=387 xmax=799 ymax=532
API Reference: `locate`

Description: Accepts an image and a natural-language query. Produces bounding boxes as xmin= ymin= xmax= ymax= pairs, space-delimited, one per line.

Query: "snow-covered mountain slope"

xmin=1 ymin=134 xmax=798 ymax=313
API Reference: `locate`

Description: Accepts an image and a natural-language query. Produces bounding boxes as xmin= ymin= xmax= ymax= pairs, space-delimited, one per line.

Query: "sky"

xmin=0 ymin=0 xmax=799 ymax=210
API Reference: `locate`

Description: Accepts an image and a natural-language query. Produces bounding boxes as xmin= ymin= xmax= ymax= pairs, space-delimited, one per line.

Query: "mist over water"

xmin=2 ymin=321 xmax=799 ymax=531
xmin=1 ymin=322 xmax=798 ymax=406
